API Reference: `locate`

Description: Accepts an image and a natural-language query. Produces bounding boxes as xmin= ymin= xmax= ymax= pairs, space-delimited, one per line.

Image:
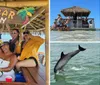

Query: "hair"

xmin=23 ymin=30 xmax=30 ymax=34
xmin=2 ymin=41 xmax=13 ymax=52
xmin=58 ymin=14 xmax=61 ymax=16
xmin=11 ymin=29 xmax=20 ymax=42
xmin=23 ymin=30 xmax=31 ymax=41
xmin=12 ymin=29 xmax=20 ymax=34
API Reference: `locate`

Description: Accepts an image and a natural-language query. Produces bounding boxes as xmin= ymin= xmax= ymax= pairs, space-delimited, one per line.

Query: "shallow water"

xmin=50 ymin=43 xmax=100 ymax=85
xmin=50 ymin=31 xmax=100 ymax=41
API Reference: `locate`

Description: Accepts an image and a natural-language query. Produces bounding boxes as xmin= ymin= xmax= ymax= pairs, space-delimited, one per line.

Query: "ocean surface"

xmin=50 ymin=31 xmax=100 ymax=41
xmin=50 ymin=43 xmax=100 ymax=85
xmin=1 ymin=33 xmax=45 ymax=52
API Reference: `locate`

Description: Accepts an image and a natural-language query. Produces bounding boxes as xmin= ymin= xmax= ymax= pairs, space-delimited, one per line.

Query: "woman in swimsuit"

xmin=0 ymin=42 xmax=17 ymax=81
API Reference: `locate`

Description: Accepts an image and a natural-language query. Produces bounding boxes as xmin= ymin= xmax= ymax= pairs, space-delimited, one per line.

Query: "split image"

xmin=0 ymin=1 xmax=49 ymax=85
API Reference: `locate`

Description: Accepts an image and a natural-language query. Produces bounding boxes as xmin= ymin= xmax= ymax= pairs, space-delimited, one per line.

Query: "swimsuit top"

xmin=0 ymin=58 xmax=10 ymax=68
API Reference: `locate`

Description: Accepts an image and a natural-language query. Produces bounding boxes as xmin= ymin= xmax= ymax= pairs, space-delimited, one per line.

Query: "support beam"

xmin=45 ymin=5 xmax=49 ymax=85
xmin=32 ymin=21 xmax=44 ymax=27
xmin=36 ymin=18 xmax=45 ymax=24
xmin=32 ymin=23 xmax=40 ymax=28
xmin=32 ymin=28 xmax=45 ymax=32
xmin=29 ymin=23 xmax=37 ymax=30
xmin=0 ymin=1 xmax=48 ymax=7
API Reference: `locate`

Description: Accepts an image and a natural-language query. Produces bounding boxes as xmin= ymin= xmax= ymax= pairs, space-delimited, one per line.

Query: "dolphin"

xmin=54 ymin=45 xmax=86 ymax=73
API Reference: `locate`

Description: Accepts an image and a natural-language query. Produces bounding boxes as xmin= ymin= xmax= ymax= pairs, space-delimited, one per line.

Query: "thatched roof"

xmin=61 ymin=6 xmax=91 ymax=17
xmin=0 ymin=0 xmax=48 ymax=32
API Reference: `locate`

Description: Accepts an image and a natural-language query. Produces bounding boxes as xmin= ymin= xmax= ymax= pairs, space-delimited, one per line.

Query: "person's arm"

xmin=0 ymin=55 xmax=18 ymax=72
xmin=29 ymin=34 xmax=45 ymax=43
xmin=6 ymin=24 xmax=11 ymax=35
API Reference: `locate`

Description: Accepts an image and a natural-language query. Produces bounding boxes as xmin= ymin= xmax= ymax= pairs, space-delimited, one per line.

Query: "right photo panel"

xmin=50 ymin=0 xmax=100 ymax=41
xmin=50 ymin=0 xmax=100 ymax=85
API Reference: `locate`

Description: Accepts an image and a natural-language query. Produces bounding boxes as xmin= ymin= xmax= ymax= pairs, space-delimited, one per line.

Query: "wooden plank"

xmin=32 ymin=23 xmax=41 ymax=28
xmin=32 ymin=21 xmax=45 ymax=27
xmin=29 ymin=23 xmax=37 ymax=30
xmin=36 ymin=18 xmax=45 ymax=24
xmin=0 ymin=82 xmax=27 ymax=85
xmin=21 ymin=67 xmax=38 ymax=85
xmin=27 ymin=67 xmax=45 ymax=85
xmin=6 ymin=1 xmax=48 ymax=7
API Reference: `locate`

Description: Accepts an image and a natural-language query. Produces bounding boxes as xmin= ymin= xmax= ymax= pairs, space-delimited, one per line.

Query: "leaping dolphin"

xmin=54 ymin=45 xmax=86 ymax=74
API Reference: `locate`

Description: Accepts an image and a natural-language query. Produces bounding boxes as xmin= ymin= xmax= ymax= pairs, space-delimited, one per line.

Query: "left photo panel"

xmin=0 ymin=0 xmax=49 ymax=85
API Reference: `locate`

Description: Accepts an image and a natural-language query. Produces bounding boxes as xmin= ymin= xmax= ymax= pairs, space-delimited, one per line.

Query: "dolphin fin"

xmin=60 ymin=52 xmax=65 ymax=58
xmin=78 ymin=45 xmax=86 ymax=51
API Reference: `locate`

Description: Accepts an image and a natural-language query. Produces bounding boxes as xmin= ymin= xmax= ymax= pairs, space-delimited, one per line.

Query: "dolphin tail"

xmin=78 ymin=45 xmax=86 ymax=51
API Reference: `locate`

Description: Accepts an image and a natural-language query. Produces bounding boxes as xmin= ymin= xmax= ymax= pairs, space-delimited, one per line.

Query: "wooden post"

xmin=77 ymin=19 xmax=78 ymax=28
xmin=45 ymin=5 xmax=49 ymax=85
xmin=92 ymin=19 xmax=95 ymax=28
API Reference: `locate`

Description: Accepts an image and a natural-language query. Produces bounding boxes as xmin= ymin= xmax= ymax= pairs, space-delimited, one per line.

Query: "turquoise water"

xmin=1 ymin=33 xmax=45 ymax=52
xmin=50 ymin=31 xmax=100 ymax=41
xmin=50 ymin=43 xmax=100 ymax=85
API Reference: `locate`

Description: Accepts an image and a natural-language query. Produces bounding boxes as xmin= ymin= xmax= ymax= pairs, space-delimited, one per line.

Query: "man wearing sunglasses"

xmin=16 ymin=30 xmax=44 ymax=71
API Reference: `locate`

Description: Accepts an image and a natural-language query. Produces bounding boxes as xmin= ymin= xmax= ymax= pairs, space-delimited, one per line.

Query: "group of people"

xmin=52 ymin=14 xmax=93 ymax=29
xmin=0 ymin=24 xmax=44 ymax=81
xmin=52 ymin=14 xmax=70 ymax=30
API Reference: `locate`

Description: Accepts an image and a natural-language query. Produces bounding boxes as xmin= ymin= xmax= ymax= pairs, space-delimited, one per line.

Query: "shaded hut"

xmin=61 ymin=6 xmax=95 ymax=28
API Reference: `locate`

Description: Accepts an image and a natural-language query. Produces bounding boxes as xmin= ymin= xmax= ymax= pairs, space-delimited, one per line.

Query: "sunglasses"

xmin=23 ymin=32 xmax=29 ymax=34
xmin=11 ymin=32 xmax=17 ymax=34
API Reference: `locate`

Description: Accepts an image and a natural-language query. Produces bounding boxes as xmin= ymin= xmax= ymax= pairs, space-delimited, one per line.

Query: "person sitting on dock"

xmin=16 ymin=30 xmax=44 ymax=71
xmin=56 ymin=14 xmax=62 ymax=23
xmin=0 ymin=42 xmax=17 ymax=81
xmin=52 ymin=22 xmax=57 ymax=29
xmin=59 ymin=18 xmax=64 ymax=27
xmin=63 ymin=18 xmax=70 ymax=30
xmin=64 ymin=18 xmax=70 ymax=27
xmin=82 ymin=17 xmax=89 ymax=28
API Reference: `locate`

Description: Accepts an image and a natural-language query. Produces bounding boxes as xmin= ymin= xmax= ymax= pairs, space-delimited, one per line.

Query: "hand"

xmin=17 ymin=56 xmax=21 ymax=61
xmin=6 ymin=24 xmax=11 ymax=31
xmin=29 ymin=34 xmax=33 ymax=38
xmin=0 ymin=68 xmax=2 ymax=72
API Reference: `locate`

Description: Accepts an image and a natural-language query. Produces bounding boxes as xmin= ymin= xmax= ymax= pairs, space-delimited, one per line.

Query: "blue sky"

xmin=50 ymin=0 xmax=100 ymax=28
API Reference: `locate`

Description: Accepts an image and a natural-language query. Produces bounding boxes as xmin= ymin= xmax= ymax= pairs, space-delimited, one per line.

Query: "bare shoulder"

xmin=0 ymin=49 xmax=5 ymax=59
xmin=10 ymin=54 xmax=17 ymax=60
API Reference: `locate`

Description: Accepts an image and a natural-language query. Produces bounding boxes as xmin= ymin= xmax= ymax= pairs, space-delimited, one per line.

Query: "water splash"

xmin=71 ymin=66 xmax=84 ymax=71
